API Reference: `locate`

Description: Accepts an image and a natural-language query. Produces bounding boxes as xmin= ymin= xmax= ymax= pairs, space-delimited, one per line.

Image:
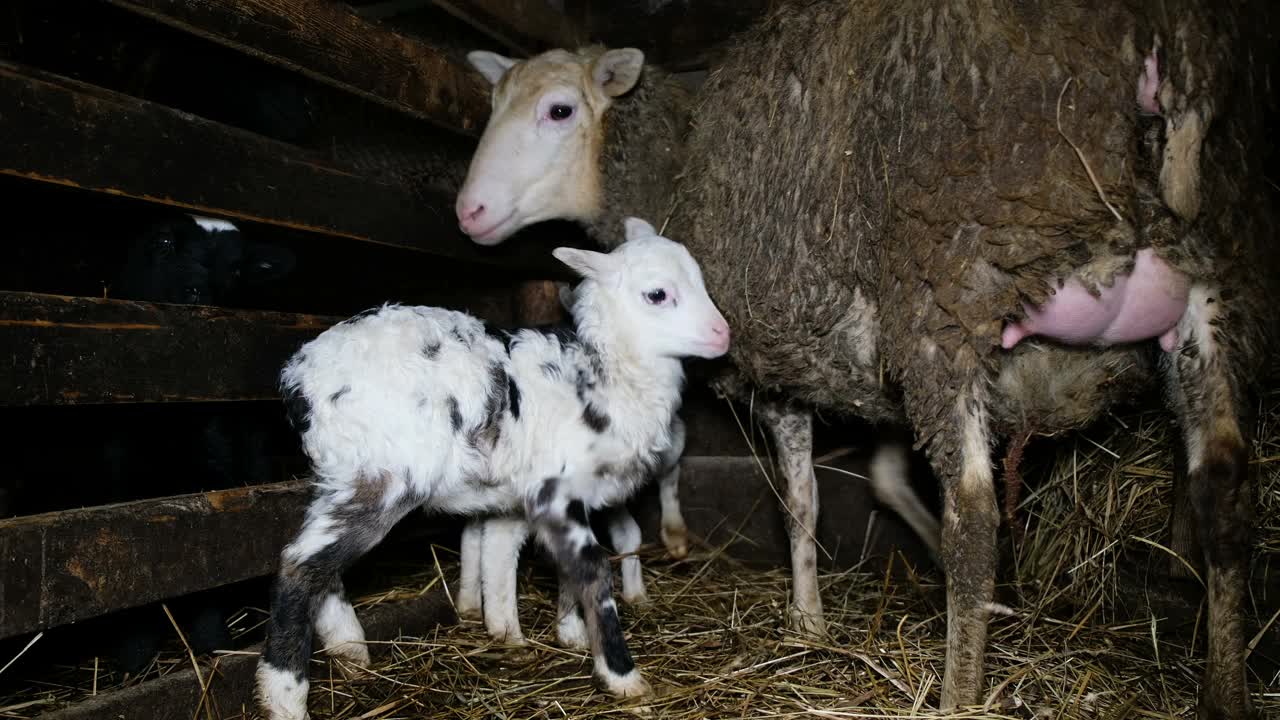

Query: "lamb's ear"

xmin=467 ymin=51 xmax=517 ymax=86
xmin=592 ymin=48 xmax=644 ymax=97
xmin=553 ymin=247 xmax=614 ymax=279
xmin=623 ymin=216 xmax=657 ymax=242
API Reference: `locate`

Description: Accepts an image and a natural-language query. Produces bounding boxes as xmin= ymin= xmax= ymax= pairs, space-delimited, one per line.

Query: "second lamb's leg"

xmin=479 ymin=515 xmax=530 ymax=645
xmin=455 ymin=519 xmax=484 ymax=620
xmin=868 ymin=440 xmax=941 ymax=559
xmin=759 ymin=402 xmax=824 ymax=638
xmin=605 ymin=506 xmax=649 ymax=605
xmin=657 ymin=415 xmax=689 ymax=559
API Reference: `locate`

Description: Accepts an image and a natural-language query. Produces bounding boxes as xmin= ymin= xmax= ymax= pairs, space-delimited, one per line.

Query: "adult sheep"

xmin=455 ymin=2 xmax=1279 ymax=717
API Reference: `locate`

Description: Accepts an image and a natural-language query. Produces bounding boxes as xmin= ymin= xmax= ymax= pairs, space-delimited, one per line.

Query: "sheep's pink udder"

xmin=1001 ymin=249 xmax=1190 ymax=352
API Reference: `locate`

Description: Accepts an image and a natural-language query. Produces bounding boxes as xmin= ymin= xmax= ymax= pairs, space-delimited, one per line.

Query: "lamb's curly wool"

xmin=671 ymin=0 xmax=1278 ymax=713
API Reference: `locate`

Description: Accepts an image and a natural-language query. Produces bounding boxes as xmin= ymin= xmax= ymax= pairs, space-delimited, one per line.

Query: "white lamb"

xmin=254 ymin=218 xmax=730 ymax=720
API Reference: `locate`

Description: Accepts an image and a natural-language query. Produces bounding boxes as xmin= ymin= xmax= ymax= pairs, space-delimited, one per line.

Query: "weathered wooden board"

xmin=39 ymin=588 xmax=457 ymax=720
xmin=0 ymin=480 xmax=311 ymax=639
xmin=432 ymin=0 xmax=582 ymax=56
xmin=105 ymin=0 xmax=490 ymax=135
xmin=0 ymin=292 xmax=338 ymax=406
xmin=0 ymin=61 xmax=560 ymax=269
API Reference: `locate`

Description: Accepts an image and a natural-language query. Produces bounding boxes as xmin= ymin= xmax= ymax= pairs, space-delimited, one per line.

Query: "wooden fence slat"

xmin=0 ymin=61 xmax=559 ymax=269
xmin=0 ymin=480 xmax=310 ymax=639
xmin=0 ymin=292 xmax=339 ymax=406
xmin=431 ymin=0 xmax=582 ymax=56
xmin=105 ymin=0 xmax=490 ymax=135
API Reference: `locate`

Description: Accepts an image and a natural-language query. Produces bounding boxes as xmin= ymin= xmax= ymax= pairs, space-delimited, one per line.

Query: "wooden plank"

xmin=0 ymin=61 xmax=562 ymax=269
xmin=40 ymin=588 xmax=457 ymax=720
xmin=431 ymin=0 xmax=583 ymax=56
xmin=0 ymin=480 xmax=311 ymax=639
xmin=581 ymin=0 xmax=768 ymax=71
xmin=0 ymin=292 xmax=338 ymax=406
xmin=105 ymin=0 xmax=489 ymax=135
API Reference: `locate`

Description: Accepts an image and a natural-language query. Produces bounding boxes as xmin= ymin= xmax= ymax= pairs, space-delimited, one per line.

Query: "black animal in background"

xmin=99 ymin=214 xmax=296 ymax=673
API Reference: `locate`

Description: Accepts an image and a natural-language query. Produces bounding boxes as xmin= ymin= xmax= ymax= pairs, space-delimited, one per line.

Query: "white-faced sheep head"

xmin=554 ymin=217 xmax=730 ymax=359
xmin=457 ymin=47 xmax=645 ymax=245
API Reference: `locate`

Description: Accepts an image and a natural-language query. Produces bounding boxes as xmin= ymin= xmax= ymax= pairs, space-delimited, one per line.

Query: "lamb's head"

xmin=553 ymin=217 xmax=729 ymax=360
xmin=456 ymin=46 xmax=645 ymax=245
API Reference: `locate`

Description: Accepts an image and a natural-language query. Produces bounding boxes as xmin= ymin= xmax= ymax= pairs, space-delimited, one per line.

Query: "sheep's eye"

xmin=549 ymin=104 xmax=574 ymax=121
xmin=644 ymin=289 xmax=667 ymax=305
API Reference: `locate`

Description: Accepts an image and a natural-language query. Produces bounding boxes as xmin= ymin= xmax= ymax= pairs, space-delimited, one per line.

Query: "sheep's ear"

xmin=553 ymin=247 xmax=613 ymax=279
xmin=592 ymin=48 xmax=644 ymax=97
xmin=623 ymin=216 xmax=657 ymax=242
xmin=468 ymin=50 xmax=517 ymax=86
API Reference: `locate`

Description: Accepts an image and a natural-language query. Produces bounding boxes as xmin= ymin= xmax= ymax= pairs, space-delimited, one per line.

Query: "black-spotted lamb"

xmin=453 ymin=2 xmax=1279 ymax=716
xmin=255 ymin=218 xmax=729 ymax=720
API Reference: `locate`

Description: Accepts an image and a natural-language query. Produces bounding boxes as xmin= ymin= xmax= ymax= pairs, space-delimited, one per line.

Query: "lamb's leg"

xmin=479 ymin=515 xmax=530 ymax=645
xmin=1163 ymin=285 xmax=1253 ymax=720
xmin=455 ymin=519 xmax=484 ymax=620
xmin=556 ymin=580 xmax=589 ymax=649
xmin=759 ymin=403 xmax=824 ymax=638
xmin=658 ymin=415 xmax=689 ymax=559
xmin=868 ymin=440 xmax=941 ymax=560
xmin=606 ymin=507 xmax=649 ymax=605
xmin=528 ymin=477 xmax=649 ymax=697
xmin=256 ymin=479 xmax=418 ymax=720
xmin=936 ymin=386 xmax=999 ymax=710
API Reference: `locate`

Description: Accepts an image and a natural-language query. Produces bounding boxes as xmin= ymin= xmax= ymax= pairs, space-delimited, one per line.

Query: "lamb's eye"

xmin=549 ymin=104 xmax=574 ymax=121
xmin=644 ymin=289 xmax=667 ymax=305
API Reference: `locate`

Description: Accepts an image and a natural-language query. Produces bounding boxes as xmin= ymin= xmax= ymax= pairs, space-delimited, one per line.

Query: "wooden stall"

xmin=0 ymin=2 xmax=927 ymax=717
xmin=9 ymin=2 xmax=1259 ymax=719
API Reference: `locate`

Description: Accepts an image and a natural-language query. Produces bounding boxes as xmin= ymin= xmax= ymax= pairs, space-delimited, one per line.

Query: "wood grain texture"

xmin=106 ymin=0 xmax=490 ymax=135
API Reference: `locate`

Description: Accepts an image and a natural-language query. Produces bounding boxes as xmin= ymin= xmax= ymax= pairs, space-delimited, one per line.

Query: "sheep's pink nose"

xmin=456 ymin=200 xmax=487 ymax=234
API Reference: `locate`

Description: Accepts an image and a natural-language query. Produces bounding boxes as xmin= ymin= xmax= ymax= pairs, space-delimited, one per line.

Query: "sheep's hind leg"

xmin=935 ymin=385 xmax=999 ymax=710
xmin=256 ymin=477 xmax=420 ymax=720
xmin=455 ymin=519 xmax=484 ymax=620
xmin=528 ymin=477 xmax=650 ymax=697
xmin=1163 ymin=285 xmax=1254 ymax=720
xmin=759 ymin=403 xmax=824 ymax=638
xmin=658 ymin=415 xmax=689 ymax=559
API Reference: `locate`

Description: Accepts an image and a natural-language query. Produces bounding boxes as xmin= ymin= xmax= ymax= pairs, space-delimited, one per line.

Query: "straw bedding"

xmin=3 ymin=383 xmax=1277 ymax=719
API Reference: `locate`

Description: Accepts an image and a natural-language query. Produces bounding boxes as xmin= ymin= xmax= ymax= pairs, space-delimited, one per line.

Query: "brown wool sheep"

xmin=456 ymin=2 xmax=1279 ymax=716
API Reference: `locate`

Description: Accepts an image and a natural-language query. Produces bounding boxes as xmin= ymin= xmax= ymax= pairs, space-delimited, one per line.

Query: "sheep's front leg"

xmin=529 ymin=477 xmax=649 ymax=697
xmin=455 ymin=519 xmax=484 ymax=620
xmin=479 ymin=515 xmax=530 ymax=645
xmin=256 ymin=480 xmax=419 ymax=720
xmin=657 ymin=415 xmax=689 ymax=559
xmin=1163 ymin=285 xmax=1254 ymax=720
xmin=759 ymin=403 xmax=824 ymax=638
xmin=936 ymin=386 xmax=999 ymax=709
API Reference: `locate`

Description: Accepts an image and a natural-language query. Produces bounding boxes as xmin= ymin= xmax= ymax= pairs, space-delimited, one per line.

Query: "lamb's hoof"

xmin=788 ymin=608 xmax=827 ymax=639
xmin=488 ymin=629 xmax=528 ymax=647
xmin=661 ymin=525 xmax=689 ymax=560
xmin=330 ymin=645 xmax=371 ymax=680
xmin=621 ymin=589 xmax=651 ymax=607
xmin=600 ymin=669 xmax=652 ymax=698
xmin=456 ymin=601 xmax=483 ymax=621
xmin=255 ymin=662 xmax=311 ymax=720
xmin=557 ymin=613 xmax=589 ymax=650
